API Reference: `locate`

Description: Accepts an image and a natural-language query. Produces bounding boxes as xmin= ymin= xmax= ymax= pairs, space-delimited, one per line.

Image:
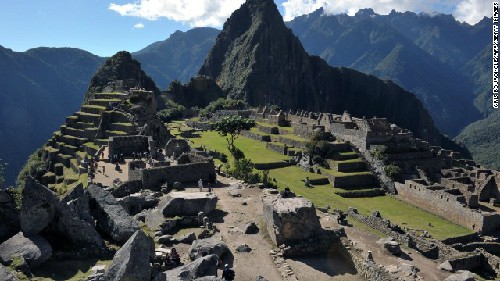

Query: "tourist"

xmin=102 ymin=165 xmax=106 ymax=175
xmin=305 ymin=176 xmax=311 ymax=187
xmin=208 ymin=183 xmax=212 ymax=193
xmin=222 ymin=264 xmax=235 ymax=280
xmin=198 ymin=179 xmax=203 ymax=192
xmin=170 ymin=248 xmax=180 ymax=266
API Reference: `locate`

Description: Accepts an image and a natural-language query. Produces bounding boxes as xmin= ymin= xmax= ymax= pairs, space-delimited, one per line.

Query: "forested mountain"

xmin=132 ymin=27 xmax=219 ymax=90
xmin=0 ymin=46 xmax=103 ymax=186
xmin=287 ymin=8 xmax=490 ymax=136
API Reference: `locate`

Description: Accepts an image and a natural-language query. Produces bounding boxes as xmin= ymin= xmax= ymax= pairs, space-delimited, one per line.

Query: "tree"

xmin=212 ymin=116 xmax=256 ymax=159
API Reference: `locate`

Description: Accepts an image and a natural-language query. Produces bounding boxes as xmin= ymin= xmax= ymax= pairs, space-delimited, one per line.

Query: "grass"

xmin=322 ymin=168 xmax=372 ymax=177
xmin=113 ymin=122 xmax=134 ymax=127
xmin=31 ymin=258 xmax=112 ymax=281
xmin=189 ymin=130 xmax=290 ymax=164
xmin=267 ymin=166 xmax=472 ymax=240
xmin=82 ymin=104 xmax=105 ymax=110
xmin=84 ymin=142 xmax=99 ymax=150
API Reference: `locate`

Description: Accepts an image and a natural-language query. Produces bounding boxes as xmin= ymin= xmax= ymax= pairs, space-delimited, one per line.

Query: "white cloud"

xmin=281 ymin=0 xmax=494 ymax=24
xmin=454 ymin=0 xmax=492 ymax=24
xmin=133 ymin=22 xmax=145 ymax=29
xmin=109 ymin=0 xmax=245 ymax=27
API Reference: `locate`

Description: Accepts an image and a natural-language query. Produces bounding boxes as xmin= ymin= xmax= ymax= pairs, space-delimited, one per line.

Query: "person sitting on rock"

xmin=222 ymin=264 xmax=235 ymax=280
xmin=170 ymin=247 xmax=180 ymax=266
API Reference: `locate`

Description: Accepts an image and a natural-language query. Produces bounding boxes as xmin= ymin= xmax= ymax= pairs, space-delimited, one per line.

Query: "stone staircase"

xmin=325 ymin=145 xmax=385 ymax=198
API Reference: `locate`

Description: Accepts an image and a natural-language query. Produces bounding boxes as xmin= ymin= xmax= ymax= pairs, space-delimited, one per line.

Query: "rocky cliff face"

xmin=198 ymin=0 xmax=442 ymax=145
xmin=85 ymin=51 xmax=159 ymax=101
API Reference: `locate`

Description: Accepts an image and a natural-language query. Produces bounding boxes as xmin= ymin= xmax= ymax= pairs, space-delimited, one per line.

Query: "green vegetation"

xmin=455 ymin=111 xmax=500 ymax=170
xmin=267 ymin=167 xmax=472 ymax=239
xmin=157 ymin=99 xmax=186 ymax=122
xmin=212 ymin=116 xmax=256 ymax=159
xmin=199 ymin=98 xmax=247 ymax=116
xmin=384 ymin=163 xmax=401 ymax=180
xmin=16 ymin=148 xmax=46 ymax=201
xmin=31 ymin=258 xmax=112 ymax=281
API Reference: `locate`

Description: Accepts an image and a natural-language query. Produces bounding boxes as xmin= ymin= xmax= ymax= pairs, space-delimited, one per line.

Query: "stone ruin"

xmin=395 ymin=168 xmax=500 ymax=234
xmin=262 ymin=196 xmax=342 ymax=257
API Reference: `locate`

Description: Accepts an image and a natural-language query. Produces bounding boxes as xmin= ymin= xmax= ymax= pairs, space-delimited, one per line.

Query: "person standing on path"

xmin=198 ymin=179 xmax=203 ymax=192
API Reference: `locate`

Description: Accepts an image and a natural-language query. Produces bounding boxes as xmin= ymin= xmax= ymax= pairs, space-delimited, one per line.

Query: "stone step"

xmin=56 ymin=153 xmax=72 ymax=168
xmin=65 ymin=115 xmax=79 ymax=126
xmin=76 ymin=112 xmax=101 ymax=124
xmin=72 ymin=122 xmax=94 ymax=130
xmin=59 ymin=134 xmax=88 ymax=147
xmin=326 ymin=172 xmax=377 ymax=189
xmin=59 ymin=143 xmax=78 ymax=156
xmin=88 ymin=98 xmax=121 ymax=107
xmin=332 ymin=151 xmax=359 ymax=161
xmin=329 ymin=160 xmax=367 ymax=173
xmin=93 ymin=92 xmax=129 ymax=100
xmin=108 ymin=123 xmax=136 ymax=134
xmin=63 ymin=126 xmax=98 ymax=139
xmin=105 ymin=110 xmax=132 ymax=124
xmin=335 ymin=187 xmax=385 ymax=198
xmin=81 ymin=105 xmax=105 ymax=115
xmin=95 ymin=138 xmax=109 ymax=146
xmin=105 ymin=130 xmax=128 ymax=137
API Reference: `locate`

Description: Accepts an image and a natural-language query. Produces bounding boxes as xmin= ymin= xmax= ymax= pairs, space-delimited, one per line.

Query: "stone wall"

xmin=108 ymin=135 xmax=153 ymax=158
xmin=328 ymin=174 xmax=375 ymax=189
xmin=140 ymin=162 xmax=216 ymax=190
xmin=241 ymin=130 xmax=271 ymax=142
xmin=395 ymin=181 xmax=500 ymax=234
xmin=270 ymin=135 xmax=305 ymax=148
xmin=258 ymin=125 xmax=279 ymax=135
xmin=253 ymin=162 xmax=293 ymax=170
xmin=266 ymin=142 xmax=287 ymax=155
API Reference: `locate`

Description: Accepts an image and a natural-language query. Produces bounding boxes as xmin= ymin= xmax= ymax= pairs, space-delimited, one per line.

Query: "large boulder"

xmin=117 ymin=190 xmax=160 ymax=216
xmin=444 ymin=270 xmax=475 ymax=281
xmin=0 ymin=190 xmax=19 ymax=243
xmin=19 ymin=177 xmax=58 ymax=235
xmin=105 ymin=230 xmax=155 ymax=281
xmin=161 ymin=192 xmax=218 ymax=217
xmin=61 ymin=183 xmax=95 ymax=225
xmin=86 ymin=184 xmax=140 ymax=243
xmin=262 ymin=197 xmax=321 ymax=246
xmin=188 ymin=238 xmax=230 ymax=260
xmin=58 ymin=184 xmax=103 ymax=247
xmin=0 ymin=264 xmax=20 ymax=281
xmin=0 ymin=232 xmax=52 ymax=269
xmin=378 ymin=237 xmax=403 ymax=256
xmin=166 ymin=254 xmax=219 ymax=281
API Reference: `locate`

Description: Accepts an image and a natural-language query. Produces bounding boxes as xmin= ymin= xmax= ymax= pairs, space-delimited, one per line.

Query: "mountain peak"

xmin=197 ymin=0 xmax=442 ymax=144
xmin=86 ymin=51 xmax=158 ymax=97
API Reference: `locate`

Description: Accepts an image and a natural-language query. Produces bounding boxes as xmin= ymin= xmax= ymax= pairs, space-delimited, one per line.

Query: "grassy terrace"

xmin=189 ymin=130 xmax=289 ymax=164
xmin=177 ymin=122 xmax=473 ymax=240
xmin=268 ymin=166 xmax=472 ymax=239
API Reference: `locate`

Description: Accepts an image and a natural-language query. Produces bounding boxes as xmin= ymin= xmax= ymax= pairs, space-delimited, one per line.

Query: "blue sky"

xmin=0 ymin=0 xmax=492 ymax=57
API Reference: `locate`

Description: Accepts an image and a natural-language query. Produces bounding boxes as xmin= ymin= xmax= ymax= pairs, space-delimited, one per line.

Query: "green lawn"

xmin=268 ymin=166 xmax=473 ymax=240
xmin=189 ymin=130 xmax=289 ymax=164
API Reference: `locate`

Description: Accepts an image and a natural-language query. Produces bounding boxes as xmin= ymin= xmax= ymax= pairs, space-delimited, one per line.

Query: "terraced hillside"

xmin=42 ymin=92 xmax=138 ymax=193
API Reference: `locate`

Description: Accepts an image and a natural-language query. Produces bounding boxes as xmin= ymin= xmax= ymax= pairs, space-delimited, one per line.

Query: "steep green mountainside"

xmin=198 ymin=0 xmax=444 ymax=146
xmin=133 ymin=27 xmax=219 ymax=90
xmin=455 ymin=111 xmax=500 ymax=169
xmin=287 ymin=9 xmax=484 ymax=136
xmin=0 ymin=46 xmax=103 ymax=186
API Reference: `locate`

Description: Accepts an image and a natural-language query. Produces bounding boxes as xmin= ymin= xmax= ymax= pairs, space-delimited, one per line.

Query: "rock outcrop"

xmin=105 ymin=230 xmax=154 ymax=281
xmin=188 ymin=238 xmax=230 ymax=260
xmin=263 ymin=197 xmax=322 ymax=246
xmin=197 ymin=0 xmax=442 ymax=145
xmin=166 ymin=254 xmax=219 ymax=281
xmin=0 ymin=232 xmax=52 ymax=269
xmin=0 ymin=264 xmax=20 ymax=281
xmin=0 ymin=190 xmax=19 ymax=243
xmin=86 ymin=184 xmax=140 ymax=243
xmin=19 ymin=177 xmax=58 ymax=235
xmin=161 ymin=192 xmax=218 ymax=217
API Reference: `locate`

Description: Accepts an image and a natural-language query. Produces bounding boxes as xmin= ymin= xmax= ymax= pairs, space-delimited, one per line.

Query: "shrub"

xmin=384 ymin=163 xmax=401 ymax=180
